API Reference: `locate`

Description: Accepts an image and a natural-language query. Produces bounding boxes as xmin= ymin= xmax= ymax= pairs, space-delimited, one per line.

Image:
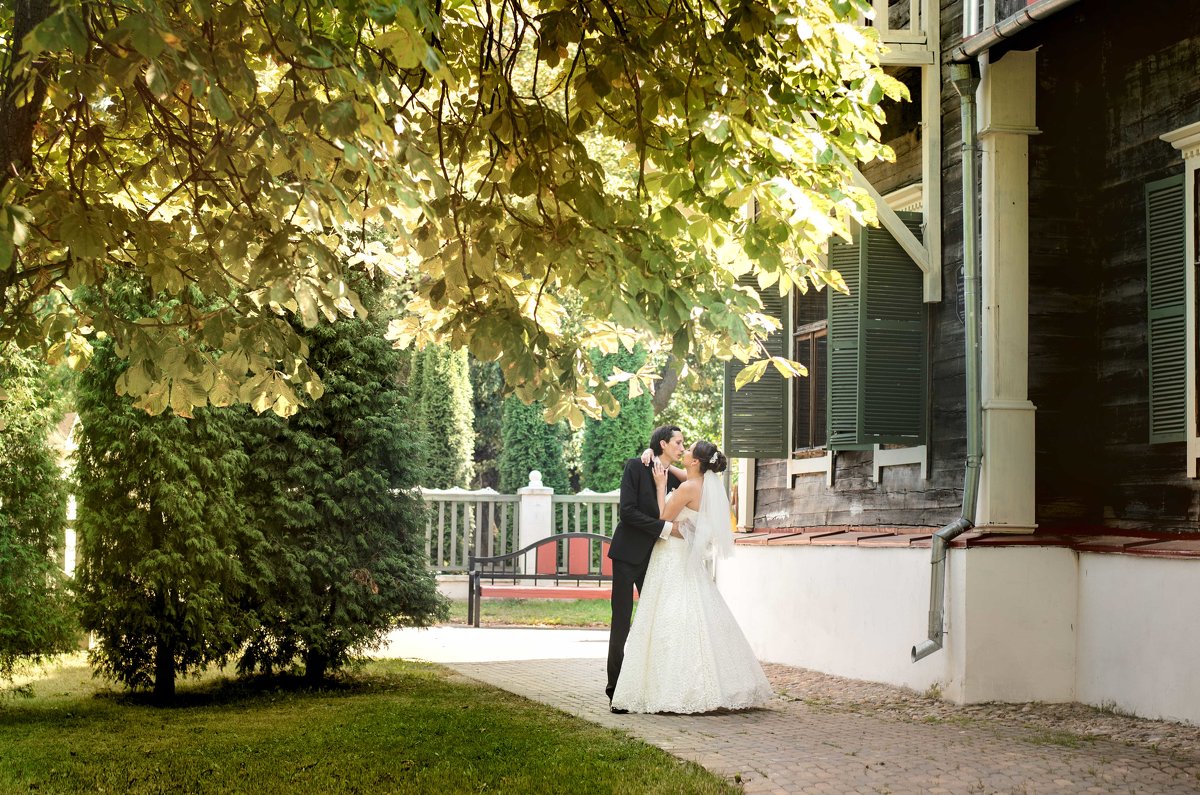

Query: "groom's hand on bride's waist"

xmin=670 ymin=519 xmax=692 ymax=538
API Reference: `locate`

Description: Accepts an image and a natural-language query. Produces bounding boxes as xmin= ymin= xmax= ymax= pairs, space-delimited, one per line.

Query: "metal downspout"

xmin=912 ymin=61 xmax=982 ymax=663
xmin=950 ymin=0 xmax=1085 ymax=63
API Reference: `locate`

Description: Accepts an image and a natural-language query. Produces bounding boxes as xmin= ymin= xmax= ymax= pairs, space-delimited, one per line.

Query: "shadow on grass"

xmin=98 ymin=660 xmax=449 ymax=709
xmin=0 ymin=657 xmax=739 ymax=794
xmin=3 ymin=655 xmax=444 ymax=714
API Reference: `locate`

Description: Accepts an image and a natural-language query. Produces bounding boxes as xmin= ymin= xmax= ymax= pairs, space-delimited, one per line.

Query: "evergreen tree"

xmin=412 ymin=344 xmax=474 ymax=488
xmin=470 ymin=358 xmax=504 ymax=489
xmin=582 ymin=348 xmax=655 ymax=492
xmin=0 ymin=346 xmax=76 ymax=683
xmin=497 ymin=398 xmax=570 ymax=494
xmin=239 ymin=278 xmax=446 ymax=683
xmin=74 ymin=343 xmax=258 ymax=702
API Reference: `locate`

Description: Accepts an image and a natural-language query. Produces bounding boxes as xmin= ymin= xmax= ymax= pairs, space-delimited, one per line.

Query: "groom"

xmin=605 ymin=424 xmax=690 ymax=711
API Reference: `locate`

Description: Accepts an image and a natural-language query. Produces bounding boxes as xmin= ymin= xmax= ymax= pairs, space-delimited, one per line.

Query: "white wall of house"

xmin=718 ymin=545 xmax=945 ymax=693
xmin=1076 ymin=553 xmax=1200 ymax=725
xmin=945 ymin=547 xmax=1076 ymax=704
xmin=719 ymin=545 xmax=1200 ymax=725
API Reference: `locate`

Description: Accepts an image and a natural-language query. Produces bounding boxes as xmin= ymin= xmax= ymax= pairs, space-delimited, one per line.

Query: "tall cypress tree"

xmin=470 ymin=358 xmax=504 ymax=489
xmin=582 ymin=347 xmax=655 ymax=492
xmin=0 ymin=346 xmax=76 ymax=682
xmin=412 ymin=344 xmax=474 ymax=488
xmin=239 ymin=278 xmax=446 ymax=683
xmin=497 ymin=397 xmax=570 ymax=494
xmin=75 ymin=344 xmax=257 ymax=702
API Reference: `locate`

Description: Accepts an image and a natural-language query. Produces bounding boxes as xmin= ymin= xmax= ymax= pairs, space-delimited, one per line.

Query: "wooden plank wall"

xmin=751 ymin=3 xmax=968 ymax=530
xmin=1017 ymin=9 xmax=1106 ymax=527
xmin=1014 ymin=1 xmax=1200 ymax=532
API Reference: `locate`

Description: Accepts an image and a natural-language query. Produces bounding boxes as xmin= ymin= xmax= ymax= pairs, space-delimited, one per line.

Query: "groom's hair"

xmin=649 ymin=425 xmax=683 ymax=456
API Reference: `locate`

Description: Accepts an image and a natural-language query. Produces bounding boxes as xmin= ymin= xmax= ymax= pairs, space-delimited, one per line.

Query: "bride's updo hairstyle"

xmin=692 ymin=440 xmax=728 ymax=474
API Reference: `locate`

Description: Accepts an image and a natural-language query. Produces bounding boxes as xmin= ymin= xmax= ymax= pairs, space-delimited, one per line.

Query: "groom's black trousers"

xmin=606 ymin=556 xmax=650 ymax=700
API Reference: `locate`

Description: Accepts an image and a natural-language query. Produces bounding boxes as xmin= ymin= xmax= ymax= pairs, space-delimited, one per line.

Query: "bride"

xmin=610 ymin=439 xmax=773 ymax=714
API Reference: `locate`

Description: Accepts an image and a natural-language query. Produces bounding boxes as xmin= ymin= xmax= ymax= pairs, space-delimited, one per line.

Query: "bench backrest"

xmin=471 ymin=532 xmax=613 ymax=580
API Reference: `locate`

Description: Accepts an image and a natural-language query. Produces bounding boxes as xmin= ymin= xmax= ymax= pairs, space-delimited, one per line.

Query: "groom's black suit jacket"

xmin=607 ymin=457 xmax=681 ymax=566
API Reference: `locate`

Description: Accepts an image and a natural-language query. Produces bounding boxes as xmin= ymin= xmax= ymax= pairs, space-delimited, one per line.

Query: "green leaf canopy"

xmin=1 ymin=0 xmax=901 ymax=419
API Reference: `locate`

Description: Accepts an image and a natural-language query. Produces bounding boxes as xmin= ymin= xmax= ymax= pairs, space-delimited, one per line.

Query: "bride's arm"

xmin=640 ymin=448 xmax=688 ymax=481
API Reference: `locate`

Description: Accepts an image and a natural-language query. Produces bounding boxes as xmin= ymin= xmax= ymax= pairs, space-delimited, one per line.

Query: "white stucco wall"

xmin=1076 ymin=553 xmax=1200 ymax=725
xmin=945 ymin=547 xmax=1077 ymax=704
xmin=719 ymin=543 xmax=1200 ymax=725
xmin=717 ymin=545 xmax=947 ymax=694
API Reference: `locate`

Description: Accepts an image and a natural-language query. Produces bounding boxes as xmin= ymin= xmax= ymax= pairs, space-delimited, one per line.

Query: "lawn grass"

xmin=447 ymin=598 xmax=612 ymax=627
xmin=0 ymin=655 xmax=735 ymax=794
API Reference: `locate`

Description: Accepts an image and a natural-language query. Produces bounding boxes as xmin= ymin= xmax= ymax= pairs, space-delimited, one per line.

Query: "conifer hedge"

xmin=411 ymin=344 xmax=474 ymax=488
xmin=497 ymin=397 xmax=570 ymax=494
xmin=238 ymin=278 xmax=446 ymax=683
xmin=582 ymin=348 xmax=654 ymax=492
xmin=0 ymin=346 xmax=76 ymax=682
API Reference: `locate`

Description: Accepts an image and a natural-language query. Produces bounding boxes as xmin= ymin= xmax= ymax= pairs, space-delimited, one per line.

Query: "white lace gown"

xmin=610 ymin=506 xmax=774 ymax=714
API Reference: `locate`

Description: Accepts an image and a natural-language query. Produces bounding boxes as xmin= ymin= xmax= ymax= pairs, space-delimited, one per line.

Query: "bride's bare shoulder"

xmin=680 ymin=479 xmax=703 ymax=504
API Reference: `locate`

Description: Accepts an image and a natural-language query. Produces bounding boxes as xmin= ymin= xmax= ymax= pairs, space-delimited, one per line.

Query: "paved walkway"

xmin=376 ymin=627 xmax=1200 ymax=794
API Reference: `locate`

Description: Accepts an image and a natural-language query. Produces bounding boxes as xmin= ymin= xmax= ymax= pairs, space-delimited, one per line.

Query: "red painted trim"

xmin=535 ymin=542 xmax=557 ymax=574
xmin=734 ymin=526 xmax=1200 ymax=559
xmin=567 ymin=536 xmax=590 ymax=575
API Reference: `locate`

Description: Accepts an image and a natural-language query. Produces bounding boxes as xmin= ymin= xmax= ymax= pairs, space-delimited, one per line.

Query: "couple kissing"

xmin=605 ymin=425 xmax=772 ymax=715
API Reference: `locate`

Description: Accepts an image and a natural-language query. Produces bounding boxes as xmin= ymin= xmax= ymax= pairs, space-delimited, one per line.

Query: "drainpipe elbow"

xmin=912 ymin=638 xmax=941 ymax=663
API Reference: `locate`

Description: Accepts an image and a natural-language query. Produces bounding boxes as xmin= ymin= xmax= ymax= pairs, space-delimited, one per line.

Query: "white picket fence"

xmin=420 ymin=472 xmax=619 ymax=573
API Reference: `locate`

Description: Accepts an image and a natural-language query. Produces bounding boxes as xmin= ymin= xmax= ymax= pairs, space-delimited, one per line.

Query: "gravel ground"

xmin=762 ymin=662 xmax=1200 ymax=757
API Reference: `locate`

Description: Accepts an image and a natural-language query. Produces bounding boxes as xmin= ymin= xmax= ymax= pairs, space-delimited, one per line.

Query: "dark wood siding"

xmin=1015 ymin=0 xmax=1200 ymax=531
xmin=752 ymin=0 xmax=1200 ymax=533
xmin=749 ymin=2 xmax=968 ymax=530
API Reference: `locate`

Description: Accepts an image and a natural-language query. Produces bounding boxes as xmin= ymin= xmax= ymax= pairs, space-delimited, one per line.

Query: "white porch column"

xmin=976 ymin=50 xmax=1039 ymax=533
xmin=517 ymin=470 xmax=554 ymax=570
xmin=734 ymin=458 xmax=756 ymax=531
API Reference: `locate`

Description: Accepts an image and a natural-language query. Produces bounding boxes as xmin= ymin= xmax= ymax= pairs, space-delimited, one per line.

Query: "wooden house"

xmin=720 ymin=0 xmax=1200 ymax=724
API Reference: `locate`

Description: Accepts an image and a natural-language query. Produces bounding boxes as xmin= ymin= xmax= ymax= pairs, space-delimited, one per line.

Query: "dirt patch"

xmin=762 ymin=662 xmax=1200 ymax=757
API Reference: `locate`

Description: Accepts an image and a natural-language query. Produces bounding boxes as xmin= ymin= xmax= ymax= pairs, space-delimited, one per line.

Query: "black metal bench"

xmin=467 ymin=532 xmax=613 ymax=627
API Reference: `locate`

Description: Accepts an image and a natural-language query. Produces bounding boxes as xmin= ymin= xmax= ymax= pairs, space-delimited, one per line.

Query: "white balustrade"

xmin=419 ymin=472 xmax=619 ymax=573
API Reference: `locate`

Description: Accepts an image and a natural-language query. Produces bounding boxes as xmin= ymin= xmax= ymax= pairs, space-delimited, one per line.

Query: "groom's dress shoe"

xmin=610 ymin=706 xmax=629 ymax=714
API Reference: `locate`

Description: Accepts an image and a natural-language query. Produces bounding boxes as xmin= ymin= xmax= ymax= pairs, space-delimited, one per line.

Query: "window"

xmin=1146 ymin=174 xmax=1188 ymax=444
xmin=724 ymin=212 xmax=927 ymax=458
xmin=827 ymin=214 xmax=927 ymax=449
xmin=792 ymin=287 xmax=827 ymax=451
xmin=1160 ymin=122 xmax=1200 ymax=475
xmin=723 ymin=273 xmax=790 ymax=458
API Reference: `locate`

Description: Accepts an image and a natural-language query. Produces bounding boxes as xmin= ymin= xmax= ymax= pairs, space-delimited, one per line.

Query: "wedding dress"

xmin=610 ymin=490 xmax=773 ymax=713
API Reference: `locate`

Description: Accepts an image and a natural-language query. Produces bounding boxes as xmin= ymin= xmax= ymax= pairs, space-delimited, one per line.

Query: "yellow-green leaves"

xmin=3 ymin=0 xmax=899 ymax=422
xmin=732 ymin=355 xmax=806 ymax=391
xmin=25 ymin=6 xmax=87 ymax=55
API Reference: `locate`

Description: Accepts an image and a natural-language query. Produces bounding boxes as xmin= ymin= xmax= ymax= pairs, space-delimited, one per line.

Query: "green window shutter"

xmin=861 ymin=217 xmax=926 ymax=444
xmin=724 ymin=275 xmax=790 ymax=458
xmin=827 ymin=213 xmax=927 ymax=449
xmin=827 ymin=237 xmax=862 ymax=448
xmin=1146 ymin=175 xmax=1187 ymax=444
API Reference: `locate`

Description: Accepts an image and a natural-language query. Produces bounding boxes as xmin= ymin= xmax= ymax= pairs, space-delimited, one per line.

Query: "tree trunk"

xmin=0 ymin=0 xmax=55 ymax=191
xmin=304 ymin=648 xmax=328 ymax=685
xmin=652 ymin=356 xmax=681 ymax=415
xmin=153 ymin=630 xmax=176 ymax=703
xmin=1 ymin=0 xmax=56 ymax=311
